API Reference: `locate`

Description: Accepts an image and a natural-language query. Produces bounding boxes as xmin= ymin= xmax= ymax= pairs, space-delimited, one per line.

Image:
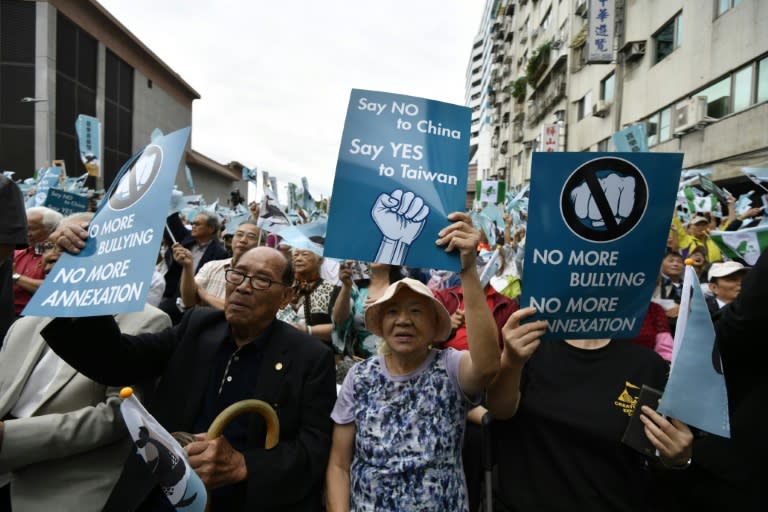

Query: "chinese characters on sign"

xmin=587 ymin=0 xmax=615 ymax=63
xmin=541 ymin=124 xmax=560 ymax=152
xmin=75 ymin=114 xmax=101 ymax=177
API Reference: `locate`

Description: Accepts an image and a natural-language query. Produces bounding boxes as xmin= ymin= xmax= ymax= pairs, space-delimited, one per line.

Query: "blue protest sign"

xmin=28 ymin=167 xmax=62 ymax=207
xmin=301 ymin=176 xmax=314 ymax=210
xmin=611 ymin=124 xmax=648 ymax=153
xmin=657 ymin=266 xmax=730 ymax=437
xmin=242 ymin=166 xmax=258 ymax=184
xmin=75 ymin=114 xmax=101 ymax=177
xmin=43 ymin=188 xmax=90 ymax=216
xmin=521 ymin=152 xmax=683 ymax=339
xmin=184 ymin=165 xmax=196 ymax=193
xmin=324 ymin=89 xmax=471 ymax=271
xmin=23 ymin=127 xmax=191 ymax=317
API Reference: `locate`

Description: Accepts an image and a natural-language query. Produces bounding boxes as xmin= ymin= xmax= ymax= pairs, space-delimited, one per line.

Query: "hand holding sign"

xmin=500 ymin=307 xmax=547 ymax=368
xmin=372 ymin=189 xmax=429 ymax=265
xmin=571 ymin=173 xmax=636 ymax=228
xmin=50 ymin=221 xmax=89 ymax=254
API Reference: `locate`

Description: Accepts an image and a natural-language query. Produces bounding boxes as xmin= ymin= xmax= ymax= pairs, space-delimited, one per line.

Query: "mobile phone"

xmin=621 ymin=385 xmax=663 ymax=456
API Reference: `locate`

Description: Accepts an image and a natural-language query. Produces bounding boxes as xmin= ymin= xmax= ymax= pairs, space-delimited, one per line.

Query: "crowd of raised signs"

xmin=2 ymin=162 xmax=767 ymax=512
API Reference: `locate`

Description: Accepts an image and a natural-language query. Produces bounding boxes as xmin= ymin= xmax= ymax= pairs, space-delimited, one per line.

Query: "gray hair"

xmin=198 ymin=211 xmax=221 ymax=232
xmin=27 ymin=206 xmax=63 ymax=231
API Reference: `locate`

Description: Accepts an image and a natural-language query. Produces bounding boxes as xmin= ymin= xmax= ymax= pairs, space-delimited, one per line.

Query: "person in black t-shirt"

xmin=486 ymin=307 xmax=693 ymax=512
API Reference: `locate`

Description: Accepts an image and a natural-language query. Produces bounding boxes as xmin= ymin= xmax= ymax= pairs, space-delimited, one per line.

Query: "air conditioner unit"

xmin=592 ymin=100 xmax=611 ymax=118
xmin=523 ymin=140 xmax=535 ymax=150
xmin=531 ymin=28 xmax=540 ymax=40
xmin=497 ymin=167 xmax=507 ymax=179
xmin=674 ymin=96 xmax=708 ymax=135
xmin=621 ymin=41 xmax=646 ymax=62
xmin=552 ymin=39 xmax=563 ymax=50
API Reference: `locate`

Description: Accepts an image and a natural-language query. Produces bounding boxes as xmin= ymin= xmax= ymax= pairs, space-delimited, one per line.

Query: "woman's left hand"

xmin=436 ymin=212 xmax=480 ymax=271
xmin=639 ymin=406 xmax=693 ymax=467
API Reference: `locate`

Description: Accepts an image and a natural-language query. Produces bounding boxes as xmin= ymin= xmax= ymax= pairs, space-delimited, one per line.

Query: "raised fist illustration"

xmin=372 ymin=189 xmax=430 ymax=264
xmin=570 ymin=173 xmax=635 ymax=228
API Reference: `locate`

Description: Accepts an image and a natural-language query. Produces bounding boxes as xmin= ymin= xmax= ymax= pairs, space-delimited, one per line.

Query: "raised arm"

xmin=174 ymin=243 xmax=199 ymax=307
xmin=41 ymin=315 xmax=176 ymax=385
xmin=486 ymin=307 xmax=547 ymax=419
xmin=332 ymin=263 xmax=354 ymax=327
xmin=437 ymin=212 xmax=500 ymax=396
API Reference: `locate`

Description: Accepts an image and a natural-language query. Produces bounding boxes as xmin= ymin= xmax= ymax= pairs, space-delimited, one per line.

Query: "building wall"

xmin=622 ymin=0 xmax=768 ymax=123
xmin=132 ymin=68 xmax=192 ymax=152
xmin=470 ymin=0 xmax=768 ymax=190
xmin=180 ymin=164 xmax=239 ymax=205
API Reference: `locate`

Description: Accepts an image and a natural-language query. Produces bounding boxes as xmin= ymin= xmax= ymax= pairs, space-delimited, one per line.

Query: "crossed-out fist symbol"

xmin=570 ymin=173 xmax=636 ymax=228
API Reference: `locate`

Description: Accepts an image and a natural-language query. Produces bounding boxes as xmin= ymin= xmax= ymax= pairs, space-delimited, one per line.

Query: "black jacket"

xmin=162 ymin=213 xmax=229 ymax=299
xmin=714 ymin=247 xmax=767 ymax=506
xmin=42 ymin=308 xmax=336 ymax=511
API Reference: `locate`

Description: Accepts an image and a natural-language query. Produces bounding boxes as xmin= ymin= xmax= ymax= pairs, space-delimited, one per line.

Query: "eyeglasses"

xmin=42 ymin=241 xmax=60 ymax=252
xmin=233 ymin=230 xmax=261 ymax=242
xmin=224 ymin=269 xmax=288 ymax=290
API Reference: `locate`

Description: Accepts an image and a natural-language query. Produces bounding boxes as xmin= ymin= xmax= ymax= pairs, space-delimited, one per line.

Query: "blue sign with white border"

xmin=43 ymin=188 xmax=90 ymax=216
xmin=23 ymin=127 xmax=191 ymax=317
xmin=324 ymin=89 xmax=471 ymax=271
xmin=521 ymin=152 xmax=682 ymax=339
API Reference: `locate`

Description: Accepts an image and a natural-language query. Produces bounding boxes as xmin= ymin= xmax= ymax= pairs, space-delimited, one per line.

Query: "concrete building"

xmin=0 ymin=0 xmax=244 ymax=202
xmin=469 ymin=0 xmax=768 ymax=192
xmin=465 ymin=0 xmax=499 ymax=180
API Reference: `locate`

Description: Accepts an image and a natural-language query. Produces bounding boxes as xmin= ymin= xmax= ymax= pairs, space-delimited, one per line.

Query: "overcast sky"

xmin=98 ymin=0 xmax=486 ymax=201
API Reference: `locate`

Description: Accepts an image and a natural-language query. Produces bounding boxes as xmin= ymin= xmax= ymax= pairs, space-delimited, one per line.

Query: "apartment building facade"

xmin=471 ymin=0 xmax=768 ymax=189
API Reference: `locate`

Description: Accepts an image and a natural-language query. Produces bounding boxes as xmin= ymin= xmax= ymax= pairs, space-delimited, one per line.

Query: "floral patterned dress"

xmin=331 ymin=349 xmax=476 ymax=511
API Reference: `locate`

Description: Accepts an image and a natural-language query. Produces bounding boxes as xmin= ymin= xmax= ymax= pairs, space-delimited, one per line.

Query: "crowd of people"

xmin=0 ymin=171 xmax=766 ymax=511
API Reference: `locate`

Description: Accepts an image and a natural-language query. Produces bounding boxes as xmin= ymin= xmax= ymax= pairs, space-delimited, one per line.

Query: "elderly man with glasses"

xmin=40 ymin=238 xmax=336 ymax=512
xmin=174 ymin=220 xmax=263 ymax=311
xmin=160 ymin=212 xmax=229 ymax=323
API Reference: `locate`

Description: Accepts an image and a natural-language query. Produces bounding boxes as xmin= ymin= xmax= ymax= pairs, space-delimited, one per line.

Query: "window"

xmin=659 ymin=107 xmax=672 ymax=141
xmin=733 ymin=65 xmax=753 ymax=112
xmin=55 ymin=13 xmax=97 ymax=177
xmin=541 ymin=8 xmax=551 ymax=30
xmin=758 ymin=56 xmax=768 ymax=103
xmin=104 ymin=49 xmax=134 ymax=187
xmin=716 ymin=0 xmax=742 ymax=17
xmin=654 ymin=13 xmax=682 ymax=63
xmin=597 ymin=138 xmax=610 ymax=152
xmin=699 ymin=76 xmax=731 ymax=118
xmin=0 ymin=0 xmax=36 ymax=177
xmin=646 ymin=113 xmax=659 ymax=146
xmin=577 ymin=91 xmax=592 ymax=121
xmin=601 ymin=73 xmax=615 ymax=102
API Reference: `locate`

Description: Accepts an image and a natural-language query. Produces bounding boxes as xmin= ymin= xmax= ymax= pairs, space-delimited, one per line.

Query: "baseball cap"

xmin=708 ymin=261 xmax=750 ymax=280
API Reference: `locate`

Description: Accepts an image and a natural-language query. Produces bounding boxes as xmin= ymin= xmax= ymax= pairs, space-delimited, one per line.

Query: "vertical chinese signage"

xmin=587 ymin=0 xmax=614 ymax=63
xmin=75 ymin=114 xmax=101 ymax=177
xmin=541 ymin=124 xmax=560 ymax=152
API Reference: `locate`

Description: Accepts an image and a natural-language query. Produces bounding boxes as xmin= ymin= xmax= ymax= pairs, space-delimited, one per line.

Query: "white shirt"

xmin=10 ymin=347 xmax=64 ymax=418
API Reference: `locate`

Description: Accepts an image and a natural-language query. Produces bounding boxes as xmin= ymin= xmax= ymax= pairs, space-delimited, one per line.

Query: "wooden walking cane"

xmin=174 ymin=399 xmax=280 ymax=511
